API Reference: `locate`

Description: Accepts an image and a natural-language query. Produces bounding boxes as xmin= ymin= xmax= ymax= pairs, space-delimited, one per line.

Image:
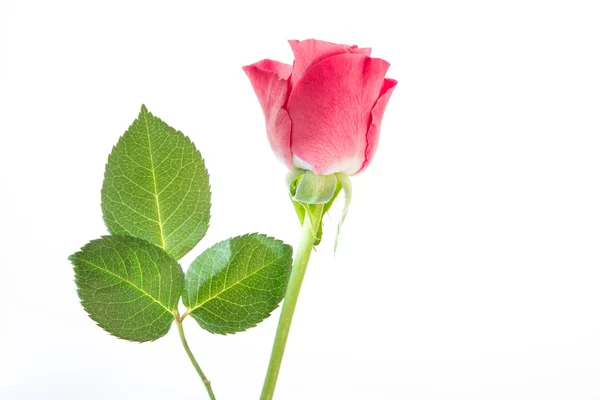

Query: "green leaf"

xmin=69 ymin=235 xmax=184 ymax=342
xmin=183 ymin=234 xmax=293 ymax=334
xmin=102 ymin=105 xmax=211 ymax=260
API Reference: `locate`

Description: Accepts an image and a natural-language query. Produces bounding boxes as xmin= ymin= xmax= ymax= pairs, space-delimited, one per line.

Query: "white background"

xmin=1 ymin=0 xmax=599 ymax=399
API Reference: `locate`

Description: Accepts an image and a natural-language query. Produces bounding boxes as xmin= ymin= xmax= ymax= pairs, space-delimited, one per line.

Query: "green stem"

xmin=260 ymin=214 xmax=317 ymax=399
xmin=174 ymin=310 xmax=216 ymax=400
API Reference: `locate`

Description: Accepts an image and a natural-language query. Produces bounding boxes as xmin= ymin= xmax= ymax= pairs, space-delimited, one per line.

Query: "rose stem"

xmin=261 ymin=214 xmax=317 ymax=399
xmin=174 ymin=310 xmax=217 ymax=400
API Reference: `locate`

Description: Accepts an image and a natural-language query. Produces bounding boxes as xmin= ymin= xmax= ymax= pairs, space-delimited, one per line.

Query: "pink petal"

xmin=358 ymin=78 xmax=397 ymax=173
xmin=288 ymin=39 xmax=372 ymax=88
xmin=247 ymin=59 xmax=292 ymax=80
xmin=287 ymin=53 xmax=390 ymax=175
xmin=243 ymin=59 xmax=293 ymax=167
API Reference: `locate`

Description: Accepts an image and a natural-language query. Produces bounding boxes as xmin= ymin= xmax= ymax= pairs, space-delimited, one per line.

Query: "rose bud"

xmin=243 ymin=39 xmax=396 ymax=177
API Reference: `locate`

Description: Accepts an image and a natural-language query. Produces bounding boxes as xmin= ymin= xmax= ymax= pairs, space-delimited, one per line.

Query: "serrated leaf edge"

xmin=184 ymin=233 xmax=292 ymax=321
xmin=68 ymin=236 xmax=182 ymax=342
xmin=70 ymin=254 xmax=176 ymax=316
xmin=101 ymin=105 xmax=212 ymax=260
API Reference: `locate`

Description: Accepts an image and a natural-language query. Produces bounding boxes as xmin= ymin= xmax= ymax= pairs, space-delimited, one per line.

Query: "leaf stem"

xmin=260 ymin=214 xmax=316 ymax=399
xmin=181 ymin=309 xmax=190 ymax=320
xmin=174 ymin=310 xmax=216 ymax=400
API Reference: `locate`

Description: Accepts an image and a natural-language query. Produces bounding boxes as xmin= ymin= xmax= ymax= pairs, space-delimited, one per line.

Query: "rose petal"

xmin=247 ymin=59 xmax=292 ymax=80
xmin=287 ymin=53 xmax=390 ymax=175
xmin=358 ymin=78 xmax=397 ymax=173
xmin=288 ymin=39 xmax=371 ymax=87
xmin=243 ymin=59 xmax=293 ymax=167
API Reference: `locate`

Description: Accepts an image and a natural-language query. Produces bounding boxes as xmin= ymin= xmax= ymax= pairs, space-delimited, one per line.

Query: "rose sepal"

xmin=286 ymin=170 xmax=347 ymax=247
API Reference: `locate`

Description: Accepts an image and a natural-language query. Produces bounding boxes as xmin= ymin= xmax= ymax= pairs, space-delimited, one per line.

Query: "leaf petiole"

xmin=174 ymin=310 xmax=216 ymax=400
xmin=180 ymin=309 xmax=190 ymax=321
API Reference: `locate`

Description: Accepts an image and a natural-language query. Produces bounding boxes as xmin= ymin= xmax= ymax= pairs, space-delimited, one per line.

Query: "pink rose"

xmin=243 ymin=39 xmax=397 ymax=176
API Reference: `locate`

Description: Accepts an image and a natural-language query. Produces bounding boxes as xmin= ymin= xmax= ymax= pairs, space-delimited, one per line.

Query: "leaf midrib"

xmin=187 ymin=253 xmax=284 ymax=314
xmin=76 ymin=257 xmax=174 ymax=315
xmin=143 ymin=109 xmax=166 ymax=249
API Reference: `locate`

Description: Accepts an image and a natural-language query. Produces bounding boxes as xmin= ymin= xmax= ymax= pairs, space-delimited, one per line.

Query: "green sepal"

xmin=334 ymin=173 xmax=353 ymax=253
xmin=288 ymin=169 xmax=307 ymax=227
xmin=287 ymin=170 xmax=343 ymax=246
xmin=293 ymin=171 xmax=337 ymax=204
xmin=316 ymin=179 xmax=343 ymax=244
